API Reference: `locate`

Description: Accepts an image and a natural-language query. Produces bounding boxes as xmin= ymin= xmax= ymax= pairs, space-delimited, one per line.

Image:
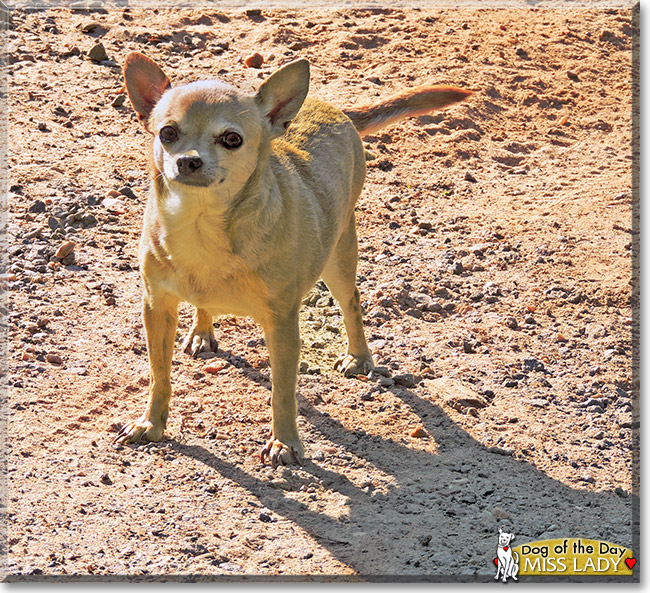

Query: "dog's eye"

xmin=159 ymin=126 xmax=178 ymax=144
xmin=219 ymin=131 xmax=243 ymax=150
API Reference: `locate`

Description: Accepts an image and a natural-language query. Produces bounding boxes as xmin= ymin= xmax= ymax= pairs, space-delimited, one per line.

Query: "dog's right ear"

xmin=123 ymin=52 xmax=171 ymax=131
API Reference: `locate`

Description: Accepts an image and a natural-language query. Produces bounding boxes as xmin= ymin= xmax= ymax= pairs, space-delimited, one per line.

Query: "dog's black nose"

xmin=177 ymin=156 xmax=203 ymax=175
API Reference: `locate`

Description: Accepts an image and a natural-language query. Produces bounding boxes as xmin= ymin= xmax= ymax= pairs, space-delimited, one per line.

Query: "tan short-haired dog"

xmin=116 ymin=53 xmax=471 ymax=465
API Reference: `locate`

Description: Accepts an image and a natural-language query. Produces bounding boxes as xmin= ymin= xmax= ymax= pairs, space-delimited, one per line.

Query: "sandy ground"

xmin=2 ymin=3 xmax=639 ymax=580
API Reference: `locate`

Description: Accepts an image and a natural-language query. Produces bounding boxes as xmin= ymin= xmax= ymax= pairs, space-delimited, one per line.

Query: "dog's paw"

xmin=334 ymin=352 xmax=375 ymax=377
xmin=113 ymin=417 xmax=164 ymax=445
xmin=260 ymin=438 xmax=304 ymax=467
xmin=182 ymin=330 xmax=218 ymax=358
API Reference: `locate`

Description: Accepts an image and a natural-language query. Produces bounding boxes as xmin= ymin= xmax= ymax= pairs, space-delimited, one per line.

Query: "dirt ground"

xmin=1 ymin=3 xmax=639 ymax=581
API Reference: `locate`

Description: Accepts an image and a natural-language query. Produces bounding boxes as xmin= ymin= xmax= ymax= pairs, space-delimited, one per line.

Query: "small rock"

xmin=307 ymin=366 xmax=321 ymax=375
xmin=450 ymin=261 xmax=464 ymax=275
xmin=379 ymin=377 xmax=395 ymax=387
xmin=504 ymin=317 xmax=519 ymax=329
xmin=489 ymin=446 xmax=514 ymax=456
xmin=80 ymin=22 xmax=102 ymax=34
xmin=202 ymin=360 xmax=228 ymax=374
xmin=410 ymin=427 xmax=428 ymax=438
xmin=29 ymin=200 xmax=46 ymax=213
xmin=37 ymin=122 xmax=49 ymax=132
xmin=118 ymin=186 xmax=137 ymax=200
xmin=244 ymin=52 xmax=264 ymax=68
xmin=462 ymin=340 xmax=475 ymax=354
xmin=102 ymin=197 xmax=126 ymax=212
xmin=289 ymin=41 xmax=303 ymax=51
xmin=522 ymin=358 xmax=545 ymax=372
xmin=598 ymin=29 xmax=615 ymax=42
xmin=88 ymin=41 xmax=108 ymax=62
xmin=81 ymin=213 xmax=97 ymax=227
xmin=55 ymin=240 xmax=75 ymax=259
xmin=515 ymin=46 xmax=529 ymax=58
xmin=464 ymin=171 xmax=477 ymax=182
xmin=46 ymin=353 xmax=63 ymax=365
xmin=394 ymin=373 xmax=417 ymax=388
xmin=312 ymin=450 xmax=325 ymax=462
xmin=111 ymin=94 xmax=126 ymax=108
xmin=100 ymin=472 xmax=113 ymax=485
xmin=259 ymin=512 xmax=274 ymax=523
xmin=48 ymin=216 xmax=61 ymax=231
xmin=527 ymin=398 xmax=549 ymax=408
xmin=299 ymin=361 xmax=309 ymax=374
xmin=492 ymin=506 xmax=510 ymax=520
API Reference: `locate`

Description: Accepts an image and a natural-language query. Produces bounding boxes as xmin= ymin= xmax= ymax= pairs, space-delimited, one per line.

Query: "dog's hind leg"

xmin=260 ymin=308 xmax=304 ymax=466
xmin=322 ymin=215 xmax=375 ymax=377
xmin=182 ymin=307 xmax=218 ymax=357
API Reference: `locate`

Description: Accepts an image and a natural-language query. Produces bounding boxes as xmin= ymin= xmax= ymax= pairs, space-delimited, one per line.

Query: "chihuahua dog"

xmin=115 ymin=52 xmax=471 ymax=465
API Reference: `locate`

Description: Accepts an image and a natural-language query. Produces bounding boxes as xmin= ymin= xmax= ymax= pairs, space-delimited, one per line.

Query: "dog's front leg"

xmin=260 ymin=309 xmax=304 ymax=466
xmin=116 ymin=292 xmax=179 ymax=444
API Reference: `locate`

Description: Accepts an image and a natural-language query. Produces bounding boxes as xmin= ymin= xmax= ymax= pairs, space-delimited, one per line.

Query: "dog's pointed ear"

xmin=255 ymin=59 xmax=310 ymax=138
xmin=123 ymin=52 xmax=171 ymax=131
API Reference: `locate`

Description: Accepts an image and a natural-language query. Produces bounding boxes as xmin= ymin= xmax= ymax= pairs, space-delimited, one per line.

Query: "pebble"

xmin=393 ymin=373 xmax=417 ymax=388
xmin=492 ymin=506 xmax=511 ymax=519
xmin=410 ymin=427 xmax=428 ymax=438
xmin=29 ymin=200 xmax=46 ymax=213
xmin=111 ymin=94 xmax=126 ymax=108
xmin=504 ymin=317 xmax=519 ymax=329
xmin=102 ymin=197 xmax=126 ymax=212
xmin=88 ymin=41 xmax=108 ymax=62
xmin=488 ymin=445 xmax=514 ymax=456
xmin=118 ymin=186 xmax=138 ymax=200
xmin=55 ymin=240 xmax=75 ymax=259
xmin=464 ymin=171 xmax=477 ymax=182
xmin=202 ymin=360 xmax=228 ymax=374
xmin=522 ymin=357 xmax=545 ymax=372
xmin=244 ymin=52 xmax=264 ymax=68
xmin=100 ymin=472 xmax=113 ymax=485
xmin=46 ymin=353 xmax=63 ymax=365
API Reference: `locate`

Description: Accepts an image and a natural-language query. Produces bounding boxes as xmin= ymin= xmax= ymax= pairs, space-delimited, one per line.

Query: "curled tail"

xmin=344 ymin=85 xmax=473 ymax=136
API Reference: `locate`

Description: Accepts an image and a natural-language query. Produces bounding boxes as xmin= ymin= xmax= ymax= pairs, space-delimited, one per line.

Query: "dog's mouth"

xmin=173 ymin=176 xmax=213 ymax=188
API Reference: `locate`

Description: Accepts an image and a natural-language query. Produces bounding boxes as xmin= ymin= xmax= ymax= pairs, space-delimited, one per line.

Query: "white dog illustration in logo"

xmin=495 ymin=527 xmax=519 ymax=582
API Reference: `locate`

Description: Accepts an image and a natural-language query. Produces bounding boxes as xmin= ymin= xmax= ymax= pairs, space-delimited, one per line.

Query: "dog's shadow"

xmin=168 ymin=370 xmax=637 ymax=580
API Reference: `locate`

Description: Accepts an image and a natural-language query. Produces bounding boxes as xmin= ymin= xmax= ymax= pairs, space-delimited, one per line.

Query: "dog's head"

xmin=498 ymin=527 xmax=515 ymax=546
xmin=123 ymin=52 xmax=310 ymax=196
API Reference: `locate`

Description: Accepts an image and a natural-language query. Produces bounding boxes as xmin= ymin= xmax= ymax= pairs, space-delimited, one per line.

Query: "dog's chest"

xmin=151 ymin=203 xmax=269 ymax=320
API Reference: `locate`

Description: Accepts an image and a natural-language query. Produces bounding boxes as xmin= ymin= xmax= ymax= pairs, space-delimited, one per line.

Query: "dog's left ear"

xmin=255 ymin=59 xmax=310 ymax=138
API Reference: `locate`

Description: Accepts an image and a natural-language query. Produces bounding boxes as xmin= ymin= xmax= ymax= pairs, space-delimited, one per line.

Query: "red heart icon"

xmin=504 ymin=546 xmax=508 ymax=551
xmin=494 ymin=558 xmax=498 ymax=566
xmin=625 ymin=558 xmax=636 ymax=570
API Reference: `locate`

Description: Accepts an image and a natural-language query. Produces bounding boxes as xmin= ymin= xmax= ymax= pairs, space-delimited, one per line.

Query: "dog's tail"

xmin=344 ymin=86 xmax=473 ymax=136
